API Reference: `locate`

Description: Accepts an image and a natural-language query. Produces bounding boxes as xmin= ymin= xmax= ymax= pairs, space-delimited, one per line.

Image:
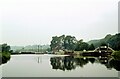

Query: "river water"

xmin=1 ymin=54 xmax=119 ymax=77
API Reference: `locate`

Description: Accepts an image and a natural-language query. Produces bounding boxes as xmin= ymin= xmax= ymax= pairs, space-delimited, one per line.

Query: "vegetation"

xmin=75 ymin=40 xmax=89 ymax=51
xmin=112 ymin=51 xmax=120 ymax=60
xmin=0 ymin=52 xmax=11 ymax=64
xmin=50 ymin=56 xmax=120 ymax=71
xmin=88 ymin=44 xmax=95 ymax=50
xmin=50 ymin=35 xmax=77 ymax=51
xmin=88 ymin=33 xmax=120 ymax=50
xmin=50 ymin=33 xmax=120 ymax=53
xmin=0 ymin=43 xmax=12 ymax=65
xmin=50 ymin=35 xmax=95 ymax=52
xmin=11 ymin=45 xmax=50 ymax=53
xmin=0 ymin=33 xmax=119 ymax=56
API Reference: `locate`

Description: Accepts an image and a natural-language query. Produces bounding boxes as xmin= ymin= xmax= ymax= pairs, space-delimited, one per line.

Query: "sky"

xmin=0 ymin=0 xmax=119 ymax=46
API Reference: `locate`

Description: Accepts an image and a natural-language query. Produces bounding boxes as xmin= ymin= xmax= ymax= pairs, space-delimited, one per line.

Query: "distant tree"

xmin=64 ymin=36 xmax=77 ymax=51
xmin=88 ymin=33 xmax=120 ymax=50
xmin=88 ymin=44 xmax=95 ymax=50
xmin=46 ymin=48 xmax=51 ymax=52
xmin=100 ymin=42 xmax=107 ymax=46
xmin=75 ymin=40 xmax=89 ymax=51
xmin=1 ymin=44 xmax=12 ymax=53
xmin=59 ymin=35 xmax=65 ymax=50
xmin=50 ymin=35 xmax=65 ymax=51
xmin=50 ymin=36 xmax=59 ymax=51
xmin=107 ymin=33 xmax=120 ymax=50
xmin=50 ymin=35 xmax=77 ymax=51
xmin=79 ymin=39 xmax=83 ymax=42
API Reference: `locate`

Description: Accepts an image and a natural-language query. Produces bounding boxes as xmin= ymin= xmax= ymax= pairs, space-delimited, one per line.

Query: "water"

xmin=1 ymin=54 xmax=119 ymax=77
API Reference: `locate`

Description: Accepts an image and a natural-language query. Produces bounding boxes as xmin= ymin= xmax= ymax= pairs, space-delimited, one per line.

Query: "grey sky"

xmin=0 ymin=0 xmax=119 ymax=46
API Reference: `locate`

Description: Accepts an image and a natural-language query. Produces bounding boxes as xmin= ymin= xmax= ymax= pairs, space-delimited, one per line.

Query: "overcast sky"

xmin=0 ymin=0 xmax=119 ymax=46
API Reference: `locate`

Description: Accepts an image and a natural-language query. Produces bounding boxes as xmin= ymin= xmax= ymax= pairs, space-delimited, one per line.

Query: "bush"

xmin=112 ymin=51 xmax=120 ymax=60
xmin=0 ymin=52 xmax=11 ymax=65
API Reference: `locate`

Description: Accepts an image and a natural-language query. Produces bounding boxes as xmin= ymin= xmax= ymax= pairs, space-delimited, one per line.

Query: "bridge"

xmin=82 ymin=46 xmax=114 ymax=56
xmin=94 ymin=46 xmax=114 ymax=53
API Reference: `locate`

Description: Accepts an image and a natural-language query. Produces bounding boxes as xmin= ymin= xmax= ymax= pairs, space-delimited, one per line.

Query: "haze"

xmin=0 ymin=0 xmax=119 ymax=46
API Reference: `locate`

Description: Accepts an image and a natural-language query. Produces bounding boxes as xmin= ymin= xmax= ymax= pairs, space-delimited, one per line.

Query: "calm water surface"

xmin=1 ymin=54 xmax=119 ymax=77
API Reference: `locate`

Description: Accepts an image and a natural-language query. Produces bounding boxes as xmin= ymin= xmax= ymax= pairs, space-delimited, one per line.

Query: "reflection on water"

xmin=50 ymin=56 xmax=120 ymax=71
xmin=1 ymin=54 xmax=120 ymax=77
xmin=1 ymin=54 xmax=120 ymax=71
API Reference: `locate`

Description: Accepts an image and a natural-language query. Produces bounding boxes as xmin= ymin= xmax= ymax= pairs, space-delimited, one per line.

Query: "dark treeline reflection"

xmin=50 ymin=56 xmax=120 ymax=71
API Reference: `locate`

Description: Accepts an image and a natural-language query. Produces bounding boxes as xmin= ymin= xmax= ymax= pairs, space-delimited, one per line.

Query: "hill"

xmin=88 ymin=33 xmax=120 ymax=50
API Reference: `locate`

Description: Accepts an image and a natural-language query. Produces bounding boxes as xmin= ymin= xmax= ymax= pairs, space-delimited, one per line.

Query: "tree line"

xmin=50 ymin=35 xmax=95 ymax=52
xmin=50 ymin=33 xmax=120 ymax=52
xmin=88 ymin=33 xmax=120 ymax=50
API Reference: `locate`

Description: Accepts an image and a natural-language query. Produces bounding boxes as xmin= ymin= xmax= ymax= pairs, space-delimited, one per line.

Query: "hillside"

xmin=88 ymin=33 xmax=120 ymax=50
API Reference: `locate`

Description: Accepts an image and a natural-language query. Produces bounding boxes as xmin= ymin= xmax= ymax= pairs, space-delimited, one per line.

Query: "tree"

xmin=64 ymin=36 xmax=77 ymax=51
xmin=50 ymin=36 xmax=59 ymax=51
xmin=100 ymin=42 xmax=107 ymax=46
xmin=0 ymin=43 xmax=12 ymax=65
xmin=88 ymin=44 xmax=95 ymax=50
xmin=50 ymin=35 xmax=65 ymax=51
xmin=88 ymin=33 xmax=120 ymax=50
xmin=75 ymin=40 xmax=89 ymax=51
xmin=59 ymin=35 xmax=65 ymax=50
xmin=107 ymin=33 xmax=120 ymax=50
xmin=50 ymin=35 xmax=77 ymax=51
xmin=1 ymin=44 xmax=12 ymax=53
